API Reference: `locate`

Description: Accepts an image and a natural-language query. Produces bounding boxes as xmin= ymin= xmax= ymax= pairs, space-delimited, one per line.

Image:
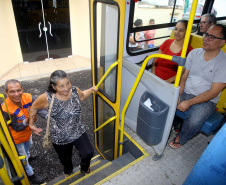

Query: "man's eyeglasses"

xmin=199 ymin=21 xmax=208 ymax=25
xmin=203 ymin=33 xmax=224 ymax=41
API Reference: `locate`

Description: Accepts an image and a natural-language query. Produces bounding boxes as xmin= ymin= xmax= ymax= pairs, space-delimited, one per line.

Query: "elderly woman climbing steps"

xmin=29 ymin=70 xmax=98 ymax=177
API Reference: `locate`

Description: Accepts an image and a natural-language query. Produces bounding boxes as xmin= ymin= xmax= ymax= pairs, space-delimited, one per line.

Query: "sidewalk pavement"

xmin=0 ymin=55 xmax=91 ymax=86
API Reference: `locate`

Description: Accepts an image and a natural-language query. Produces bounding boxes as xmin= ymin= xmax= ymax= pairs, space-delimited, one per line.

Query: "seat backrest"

xmin=170 ymin=30 xmax=226 ymax=113
xmin=170 ymin=30 xmax=226 ymax=52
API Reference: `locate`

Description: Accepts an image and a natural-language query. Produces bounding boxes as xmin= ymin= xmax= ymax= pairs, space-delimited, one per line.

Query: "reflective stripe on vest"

xmin=1 ymin=93 xmax=33 ymax=144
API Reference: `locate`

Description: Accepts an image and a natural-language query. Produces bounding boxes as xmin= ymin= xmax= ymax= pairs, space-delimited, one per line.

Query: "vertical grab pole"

xmin=174 ymin=0 xmax=199 ymax=87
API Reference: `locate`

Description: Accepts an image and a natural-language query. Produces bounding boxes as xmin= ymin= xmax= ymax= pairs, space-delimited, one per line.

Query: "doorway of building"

xmin=11 ymin=0 xmax=72 ymax=62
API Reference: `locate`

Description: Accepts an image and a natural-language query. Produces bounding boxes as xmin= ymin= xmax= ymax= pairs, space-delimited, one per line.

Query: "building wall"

xmin=0 ymin=0 xmax=91 ymax=78
xmin=70 ymin=0 xmax=91 ymax=59
xmin=0 ymin=0 xmax=23 ymax=78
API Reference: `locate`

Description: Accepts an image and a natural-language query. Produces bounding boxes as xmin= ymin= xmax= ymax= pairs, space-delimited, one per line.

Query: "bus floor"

xmin=102 ymin=125 xmax=214 ymax=185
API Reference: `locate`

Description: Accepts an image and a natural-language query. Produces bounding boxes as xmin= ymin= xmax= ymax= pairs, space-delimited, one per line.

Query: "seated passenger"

xmin=129 ymin=19 xmax=145 ymax=51
xmin=199 ymin=14 xmax=216 ymax=34
xmin=144 ymin=19 xmax=156 ymax=48
xmin=151 ymin=20 xmax=193 ymax=83
xmin=169 ymin=24 xmax=226 ymax=149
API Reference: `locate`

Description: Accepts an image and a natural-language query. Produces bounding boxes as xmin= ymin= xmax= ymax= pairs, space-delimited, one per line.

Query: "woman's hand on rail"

xmin=92 ymin=86 xmax=98 ymax=93
xmin=77 ymin=86 xmax=98 ymax=101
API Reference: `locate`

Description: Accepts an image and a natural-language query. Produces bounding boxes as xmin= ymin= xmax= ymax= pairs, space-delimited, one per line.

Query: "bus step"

xmin=76 ymin=152 xmax=135 ymax=185
xmin=45 ymin=152 xmax=135 ymax=185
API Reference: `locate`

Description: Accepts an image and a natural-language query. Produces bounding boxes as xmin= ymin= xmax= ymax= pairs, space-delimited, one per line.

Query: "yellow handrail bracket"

xmin=95 ymin=60 xmax=120 ymax=90
xmin=94 ymin=116 xmax=117 ymax=133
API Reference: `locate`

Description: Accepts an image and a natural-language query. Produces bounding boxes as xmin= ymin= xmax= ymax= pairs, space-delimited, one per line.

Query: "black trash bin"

xmin=137 ymin=91 xmax=169 ymax=145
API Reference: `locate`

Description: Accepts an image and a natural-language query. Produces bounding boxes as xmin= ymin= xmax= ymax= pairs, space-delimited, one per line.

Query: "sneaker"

xmin=28 ymin=154 xmax=39 ymax=162
xmin=28 ymin=174 xmax=45 ymax=184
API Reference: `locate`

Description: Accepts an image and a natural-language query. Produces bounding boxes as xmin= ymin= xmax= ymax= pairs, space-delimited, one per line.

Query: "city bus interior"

xmin=0 ymin=0 xmax=226 ymax=184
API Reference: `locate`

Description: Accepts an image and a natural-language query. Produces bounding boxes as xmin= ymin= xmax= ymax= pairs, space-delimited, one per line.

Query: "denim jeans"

xmin=16 ymin=136 xmax=34 ymax=176
xmin=147 ymin=44 xmax=154 ymax=48
xmin=178 ymin=92 xmax=216 ymax=145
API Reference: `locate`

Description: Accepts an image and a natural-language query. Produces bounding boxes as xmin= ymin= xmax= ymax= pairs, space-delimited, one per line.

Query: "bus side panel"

xmin=120 ymin=59 xmax=180 ymax=155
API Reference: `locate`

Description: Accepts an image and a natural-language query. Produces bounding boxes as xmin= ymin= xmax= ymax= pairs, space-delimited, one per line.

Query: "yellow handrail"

xmin=0 ymin=146 xmax=12 ymax=185
xmin=174 ymin=0 xmax=198 ymax=87
xmin=0 ymin=155 xmax=12 ymax=185
xmin=95 ymin=60 xmax=119 ymax=90
xmin=119 ymin=54 xmax=172 ymax=156
xmin=94 ymin=116 xmax=117 ymax=133
xmin=0 ymin=125 xmax=28 ymax=185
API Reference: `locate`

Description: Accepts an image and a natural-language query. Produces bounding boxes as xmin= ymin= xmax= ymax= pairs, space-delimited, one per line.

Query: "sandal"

xmin=64 ymin=174 xmax=70 ymax=178
xmin=85 ymin=168 xmax=91 ymax=175
xmin=169 ymin=137 xmax=181 ymax=149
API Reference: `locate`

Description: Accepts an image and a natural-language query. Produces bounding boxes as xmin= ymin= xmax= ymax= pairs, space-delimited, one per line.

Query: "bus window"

xmin=134 ymin=0 xmax=185 ymax=26
xmin=128 ymin=0 xmax=187 ymax=52
xmin=128 ymin=0 xmax=214 ymax=54
xmin=213 ymin=0 xmax=226 ymax=25
xmin=95 ymin=2 xmax=119 ymax=102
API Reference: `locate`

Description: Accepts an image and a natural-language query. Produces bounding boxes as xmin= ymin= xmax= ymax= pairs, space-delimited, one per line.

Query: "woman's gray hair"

xmin=47 ymin=70 xmax=68 ymax=93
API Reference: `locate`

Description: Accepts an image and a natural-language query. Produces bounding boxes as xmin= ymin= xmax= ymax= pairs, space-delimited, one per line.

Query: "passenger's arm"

xmin=29 ymin=93 xmax=49 ymax=135
xmin=166 ymin=75 xmax=176 ymax=83
xmin=2 ymin=112 xmax=28 ymax=131
xmin=175 ymin=68 xmax=189 ymax=105
xmin=77 ymin=87 xmax=98 ymax=101
xmin=32 ymin=96 xmax=48 ymax=120
xmin=179 ymin=68 xmax=189 ymax=96
xmin=129 ymin=32 xmax=140 ymax=44
xmin=151 ymin=49 xmax=162 ymax=74
xmin=166 ymin=67 xmax=186 ymax=84
xmin=177 ymin=83 xmax=226 ymax=112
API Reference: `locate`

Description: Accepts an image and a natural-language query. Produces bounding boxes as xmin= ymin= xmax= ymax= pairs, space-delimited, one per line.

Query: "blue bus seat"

xmin=175 ymin=110 xmax=224 ymax=135
xmin=183 ymin=122 xmax=226 ymax=185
